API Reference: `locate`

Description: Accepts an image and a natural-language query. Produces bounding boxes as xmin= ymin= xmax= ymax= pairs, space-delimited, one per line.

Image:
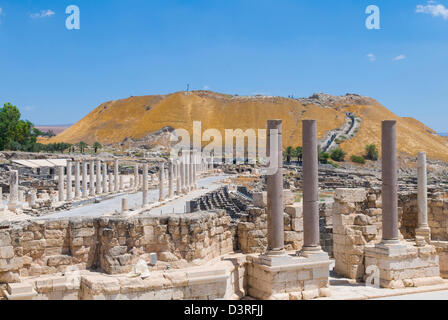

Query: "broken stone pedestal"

xmin=364 ymin=241 xmax=443 ymax=289
xmin=247 ymin=251 xmax=331 ymax=300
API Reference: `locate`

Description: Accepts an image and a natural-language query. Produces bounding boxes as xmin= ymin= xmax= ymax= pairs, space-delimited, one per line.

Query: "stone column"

xmin=74 ymin=161 xmax=80 ymax=200
xmin=159 ymin=162 xmax=165 ymax=201
xmin=184 ymin=151 xmax=190 ymax=193
xmin=81 ymin=161 xmax=87 ymax=199
xmin=134 ymin=164 xmax=139 ymax=190
xmin=189 ymin=150 xmax=194 ymax=191
xmin=58 ymin=166 xmax=65 ymax=202
xmin=119 ymin=175 xmax=124 ymax=192
xmin=302 ymin=120 xmax=321 ymax=251
xmin=96 ymin=160 xmax=102 ymax=195
xmin=266 ymin=120 xmax=284 ymax=255
xmin=122 ymin=198 xmax=128 ymax=214
xmin=102 ymin=163 xmax=108 ymax=194
xmin=416 ymin=152 xmax=431 ymax=240
xmin=176 ymin=160 xmax=181 ymax=195
xmin=142 ymin=163 xmax=148 ymax=208
xmin=180 ymin=158 xmax=186 ymax=194
xmin=89 ymin=160 xmax=95 ymax=197
xmin=382 ymin=120 xmax=399 ymax=243
xmin=114 ymin=159 xmax=119 ymax=193
xmin=192 ymin=151 xmax=198 ymax=190
xmin=109 ymin=171 xmax=113 ymax=193
xmin=7 ymin=170 xmax=19 ymax=211
xmin=29 ymin=190 xmax=37 ymax=209
xmin=82 ymin=161 xmax=88 ymax=199
xmin=66 ymin=160 xmax=73 ymax=201
xmin=168 ymin=160 xmax=174 ymax=198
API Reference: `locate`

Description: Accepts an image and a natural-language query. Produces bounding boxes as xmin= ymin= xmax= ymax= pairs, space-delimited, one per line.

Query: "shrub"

xmin=365 ymin=144 xmax=379 ymax=161
xmin=330 ymin=147 xmax=346 ymax=162
xmin=351 ymin=155 xmax=366 ymax=164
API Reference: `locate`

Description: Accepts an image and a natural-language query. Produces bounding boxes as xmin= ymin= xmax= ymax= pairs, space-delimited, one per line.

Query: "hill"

xmin=49 ymin=91 xmax=448 ymax=162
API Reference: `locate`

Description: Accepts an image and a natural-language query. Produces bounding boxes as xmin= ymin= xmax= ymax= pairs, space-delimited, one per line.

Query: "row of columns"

xmin=266 ymin=119 xmax=431 ymax=256
xmin=142 ymin=150 xmax=211 ymax=208
xmin=58 ymin=159 xmax=123 ymax=202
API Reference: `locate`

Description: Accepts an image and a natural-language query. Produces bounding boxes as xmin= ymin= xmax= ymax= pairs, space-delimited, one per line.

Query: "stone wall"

xmin=332 ymin=187 xmax=448 ymax=281
xmin=332 ymin=188 xmax=382 ymax=280
xmin=2 ymin=254 xmax=247 ymax=300
xmin=237 ymin=204 xmax=303 ymax=254
xmin=400 ymin=191 xmax=448 ymax=241
xmin=0 ymin=210 xmax=234 ymax=285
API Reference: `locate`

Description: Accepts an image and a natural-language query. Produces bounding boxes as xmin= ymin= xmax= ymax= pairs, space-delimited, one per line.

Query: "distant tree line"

xmin=284 ymin=143 xmax=379 ymax=165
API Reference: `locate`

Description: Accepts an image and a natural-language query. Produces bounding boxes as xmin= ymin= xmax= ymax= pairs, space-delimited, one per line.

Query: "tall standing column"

xmin=134 ymin=164 xmax=139 ymax=190
xmin=266 ymin=120 xmax=285 ymax=255
xmin=192 ymin=151 xmax=198 ymax=190
xmin=109 ymin=171 xmax=113 ymax=193
xmin=89 ymin=160 xmax=95 ymax=197
xmin=7 ymin=170 xmax=19 ymax=212
xmin=114 ymin=159 xmax=119 ymax=193
xmin=176 ymin=160 xmax=181 ymax=195
xmin=102 ymin=163 xmax=108 ymax=194
xmin=74 ymin=161 xmax=80 ymax=200
xmin=302 ymin=120 xmax=321 ymax=251
xmin=416 ymin=151 xmax=430 ymax=240
xmin=66 ymin=160 xmax=73 ymax=201
xmin=189 ymin=150 xmax=194 ymax=191
xmin=96 ymin=160 xmax=102 ymax=195
xmin=119 ymin=175 xmax=124 ymax=192
xmin=184 ymin=151 xmax=190 ymax=193
xmin=168 ymin=160 xmax=174 ymax=198
xmin=180 ymin=158 xmax=186 ymax=194
xmin=142 ymin=162 xmax=149 ymax=208
xmin=58 ymin=166 xmax=65 ymax=202
xmin=382 ymin=120 xmax=399 ymax=243
xmin=159 ymin=162 xmax=165 ymax=201
xmin=82 ymin=161 xmax=88 ymax=199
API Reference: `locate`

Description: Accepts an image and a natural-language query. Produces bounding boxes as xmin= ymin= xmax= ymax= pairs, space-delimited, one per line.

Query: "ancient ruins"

xmin=0 ymin=119 xmax=448 ymax=300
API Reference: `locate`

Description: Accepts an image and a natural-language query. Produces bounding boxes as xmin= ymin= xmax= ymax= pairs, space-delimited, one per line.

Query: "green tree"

xmin=330 ymin=147 xmax=346 ymax=162
xmin=294 ymin=146 xmax=302 ymax=162
xmin=0 ymin=103 xmax=41 ymax=151
xmin=318 ymin=147 xmax=329 ymax=164
xmin=93 ymin=142 xmax=102 ymax=153
xmin=365 ymin=144 xmax=379 ymax=161
xmin=77 ymin=141 xmax=88 ymax=153
xmin=284 ymin=146 xmax=294 ymax=163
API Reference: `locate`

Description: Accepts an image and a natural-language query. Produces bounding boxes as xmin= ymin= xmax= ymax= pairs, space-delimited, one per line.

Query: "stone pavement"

xmin=34 ymin=175 xmax=228 ymax=220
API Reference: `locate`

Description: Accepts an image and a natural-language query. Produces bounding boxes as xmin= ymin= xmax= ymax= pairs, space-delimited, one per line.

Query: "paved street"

xmin=40 ymin=175 xmax=228 ymax=220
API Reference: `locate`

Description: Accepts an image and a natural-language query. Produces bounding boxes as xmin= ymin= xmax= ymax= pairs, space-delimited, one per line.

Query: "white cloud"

xmin=416 ymin=1 xmax=448 ymax=19
xmin=30 ymin=9 xmax=55 ymax=19
xmin=24 ymin=106 xmax=36 ymax=111
xmin=367 ymin=53 xmax=376 ymax=62
xmin=393 ymin=54 xmax=407 ymax=61
xmin=203 ymin=85 xmax=210 ymax=90
xmin=0 ymin=8 xmax=3 ymax=24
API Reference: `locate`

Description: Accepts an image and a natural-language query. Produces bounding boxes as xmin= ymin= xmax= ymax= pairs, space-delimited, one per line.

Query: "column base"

xmin=365 ymin=241 xmax=443 ymax=289
xmin=416 ymin=226 xmax=431 ymax=244
xmin=247 ymin=251 xmax=331 ymax=300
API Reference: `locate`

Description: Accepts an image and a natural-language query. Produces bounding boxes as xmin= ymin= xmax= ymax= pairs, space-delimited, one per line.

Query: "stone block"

xmin=253 ymin=192 xmax=267 ymax=208
xmin=334 ymin=188 xmax=367 ymax=203
xmin=0 ymin=246 xmax=15 ymax=259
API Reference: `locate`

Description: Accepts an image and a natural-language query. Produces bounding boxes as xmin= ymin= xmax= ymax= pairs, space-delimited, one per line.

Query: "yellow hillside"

xmin=50 ymin=91 xmax=448 ymax=161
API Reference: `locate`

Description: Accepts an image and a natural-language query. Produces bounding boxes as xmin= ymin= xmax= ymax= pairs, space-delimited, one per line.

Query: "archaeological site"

xmin=1 ymin=111 xmax=448 ymax=301
xmin=2 ymin=1 xmax=448 ymax=306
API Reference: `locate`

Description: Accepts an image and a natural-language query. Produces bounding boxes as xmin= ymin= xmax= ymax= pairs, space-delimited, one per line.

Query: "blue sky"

xmin=0 ymin=0 xmax=447 ymax=131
